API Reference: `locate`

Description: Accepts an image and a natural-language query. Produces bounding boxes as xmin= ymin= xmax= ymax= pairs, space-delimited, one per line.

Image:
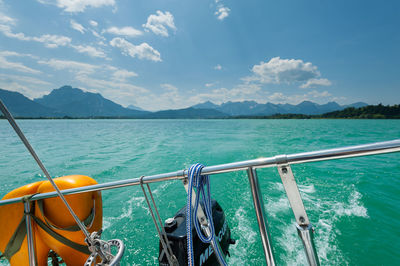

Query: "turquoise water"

xmin=1 ymin=119 xmax=399 ymax=265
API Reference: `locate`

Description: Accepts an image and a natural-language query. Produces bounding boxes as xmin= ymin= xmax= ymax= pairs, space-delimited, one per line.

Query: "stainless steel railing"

xmin=1 ymin=139 xmax=399 ymax=206
xmin=1 ymin=139 xmax=400 ymax=265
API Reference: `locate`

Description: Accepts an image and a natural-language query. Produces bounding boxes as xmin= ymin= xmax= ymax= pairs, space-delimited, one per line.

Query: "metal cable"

xmin=0 ymin=100 xmax=91 ymax=240
xmin=139 ymin=176 xmax=177 ymax=266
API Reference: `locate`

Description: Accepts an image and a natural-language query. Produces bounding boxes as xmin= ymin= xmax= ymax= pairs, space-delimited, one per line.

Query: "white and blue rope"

xmin=186 ymin=163 xmax=227 ymax=266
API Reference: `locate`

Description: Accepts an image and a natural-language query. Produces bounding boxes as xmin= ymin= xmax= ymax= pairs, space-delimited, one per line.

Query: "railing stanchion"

xmin=24 ymin=200 xmax=36 ymax=266
xmin=246 ymin=167 xmax=276 ymax=266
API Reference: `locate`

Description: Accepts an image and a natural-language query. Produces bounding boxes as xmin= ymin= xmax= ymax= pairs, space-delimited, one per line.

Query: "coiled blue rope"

xmin=186 ymin=163 xmax=227 ymax=266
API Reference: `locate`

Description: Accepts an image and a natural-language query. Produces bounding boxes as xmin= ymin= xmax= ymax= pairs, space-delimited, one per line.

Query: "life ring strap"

xmin=37 ymin=199 xmax=96 ymax=232
xmin=1 ymin=198 xmax=92 ymax=261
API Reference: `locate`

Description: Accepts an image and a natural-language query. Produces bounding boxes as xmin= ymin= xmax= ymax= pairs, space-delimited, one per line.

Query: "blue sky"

xmin=0 ymin=0 xmax=398 ymax=111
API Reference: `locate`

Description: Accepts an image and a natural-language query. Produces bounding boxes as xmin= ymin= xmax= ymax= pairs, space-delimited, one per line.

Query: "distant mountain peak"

xmin=192 ymin=101 xmax=219 ymax=109
xmin=33 ymin=85 xmax=147 ymax=117
xmin=127 ymin=104 xmax=145 ymax=111
xmin=189 ymin=99 xmax=365 ymax=116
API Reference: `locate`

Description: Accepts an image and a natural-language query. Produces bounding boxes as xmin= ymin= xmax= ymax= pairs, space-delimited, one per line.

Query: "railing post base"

xmin=296 ymin=224 xmax=320 ymax=266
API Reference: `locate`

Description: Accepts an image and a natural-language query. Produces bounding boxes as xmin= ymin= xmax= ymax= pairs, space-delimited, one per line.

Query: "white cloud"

xmin=246 ymin=57 xmax=321 ymax=85
xmin=142 ymin=11 xmax=176 ymax=37
xmin=104 ymin=26 xmax=142 ymax=38
xmin=89 ymin=20 xmax=98 ymax=27
xmin=187 ymin=83 xmax=263 ymax=106
xmin=0 ymin=24 xmax=30 ymax=40
xmin=0 ymin=22 xmax=71 ymax=48
xmin=0 ymin=22 xmax=109 ymax=58
xmin=70 ymin=20 xmax=85 ymax=33
xmin=205 ymin=83 xmax=215 ymax=87
xmin=32 ymin=34 xmax=71 ymax=48
xmin=0 ymin=50 xmax=38 ymax=59
xmin=38 ymin=58 xmax=99 ymax=75
xmin=0 ymin=73 xmax=51 ymax=86
xmin=300 ymin=78 xmax=332 ymax=88
xmin=39 ymin=0 xmax=116 ymax=13
xmin=214 ymin=64 xmax=222 ymax=70
xmin=267 ymin=90 xmax=333 ymax=104
xmin=71 ymin=45 xmax=106 ymax=58
xmin=112 ymin=69 xmax=138 ymax=81
xmin=0 ymin=78 xmax=51 ymax=99
xmin=0 ymin=13 xmax=15 ymax=24
xmin=215 ymin=5 xmax=230 ymax=20
xmin=110 ymin=37 xmax=161 ymax=62
xmin=90 ymin=29 xmax=105 ymax=40
xmin=308 ymin=90 xmax=332 ymax=98
xmin=34 ymin=57 xmax=147 ymax=106
xmin=0 ymin=56 xmax=41 ymax=74
xmin=75 ymin=74 xmax=149 ymax=106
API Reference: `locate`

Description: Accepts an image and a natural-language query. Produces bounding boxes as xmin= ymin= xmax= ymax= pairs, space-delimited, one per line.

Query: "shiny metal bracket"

xmin=277 ymin=164 xmax=320 ymax=266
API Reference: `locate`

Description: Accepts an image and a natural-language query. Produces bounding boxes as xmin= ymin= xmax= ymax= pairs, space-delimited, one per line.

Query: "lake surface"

xmin=1 ymin=119 xmax=399 ymax=265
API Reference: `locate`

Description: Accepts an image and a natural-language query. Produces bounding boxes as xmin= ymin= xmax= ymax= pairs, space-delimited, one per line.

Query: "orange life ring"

xmin=0 ymin=175 xmax=102 ymax=266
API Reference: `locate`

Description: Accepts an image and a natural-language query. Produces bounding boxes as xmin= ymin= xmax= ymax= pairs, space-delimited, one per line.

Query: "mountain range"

xmin=192 ymin=100 xmax=367 ymax=116
xmin=0 ymin=86 xmax=368 ymax=118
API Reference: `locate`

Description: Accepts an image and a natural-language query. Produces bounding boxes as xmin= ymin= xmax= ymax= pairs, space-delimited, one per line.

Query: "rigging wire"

xmin=0 ymin=100 xmax=91 ymax=240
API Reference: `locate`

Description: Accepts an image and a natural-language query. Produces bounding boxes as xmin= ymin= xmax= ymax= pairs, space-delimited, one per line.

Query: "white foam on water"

xmin=103 ymin=195 xmax=146 ymax=231
xmin=332 ymin=190 xmax=368 ymax=218
xmin=151 ymin=180 xmax=173 ymax=195
xmin=266 ymin=197 xmax=290 ymax=218
xmin=227 ymin=206 xmax=258 ymax=265
xmin=273 ymin=183 xmax=367 ymax=265
xmin=270 ymin=181 xmax=285 ymax=191
xmin=278 ymin=223 xmax=308 ymax=266
xmin=298 ymin=184 xmax=316 ymax=194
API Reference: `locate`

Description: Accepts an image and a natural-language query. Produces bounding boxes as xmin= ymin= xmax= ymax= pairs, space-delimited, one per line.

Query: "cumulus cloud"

xmin=215 ymin=6 xmax=230 ymax=20
xmin=71 ymin=45 xmax=106 ymax=58
xmin=247 ymin=57 xmax=320 ymax=85
xmin=300 ymin=78 xmax=332 ymax=88
xmin=104 ymin=26 xmax=142 ymax=38
xmin=70 ymin=20 xmax=86 ymax=33
xmin=142 ymin=11 xmax=176 ymax=37
xmin=110 ymin=37 xmax=161 ymax=62
xmin=39 ymin=0 xmax=116 ymax=13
